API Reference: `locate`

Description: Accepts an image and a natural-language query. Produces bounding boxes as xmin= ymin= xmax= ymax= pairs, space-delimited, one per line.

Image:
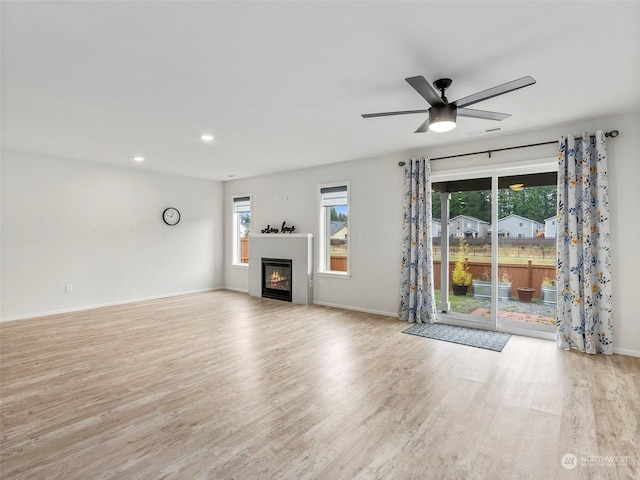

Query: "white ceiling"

xmin=2 ymin=1 xmax=639 ymax=181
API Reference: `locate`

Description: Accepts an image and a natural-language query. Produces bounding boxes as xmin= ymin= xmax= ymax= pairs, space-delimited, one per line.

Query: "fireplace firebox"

xmin=261 ymin=258 xmax=293 ymax=302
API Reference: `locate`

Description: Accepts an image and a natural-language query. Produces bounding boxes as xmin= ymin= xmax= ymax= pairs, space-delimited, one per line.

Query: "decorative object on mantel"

xmin=261 ymin=221 xmax=296 ymax=234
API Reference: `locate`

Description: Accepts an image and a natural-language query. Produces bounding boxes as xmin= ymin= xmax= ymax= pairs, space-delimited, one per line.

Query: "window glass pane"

xmin=497 ymin=176 xmax=557 ymax=333
xmin=321 ymin=185 xmax=348 ymax=272
xmin=234 ymin=196 xmax=250 ymax=264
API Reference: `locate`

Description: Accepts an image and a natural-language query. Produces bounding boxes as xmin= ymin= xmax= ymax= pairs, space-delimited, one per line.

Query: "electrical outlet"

xmin=65 ymin=284 xmax=73 ymax=293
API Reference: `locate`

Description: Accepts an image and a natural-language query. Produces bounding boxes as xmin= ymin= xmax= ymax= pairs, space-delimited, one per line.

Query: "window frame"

xmin=232 ymin=194 xmax=251 ymax=266
xmin=317 ymin=181 xmax=350 ymax=277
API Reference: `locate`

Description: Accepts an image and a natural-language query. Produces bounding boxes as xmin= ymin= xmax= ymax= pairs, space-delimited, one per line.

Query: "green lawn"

xmin=434 ymin=289 xmax=555 ymax=321
xmin=434 ymin=289 xmax=489 ymax=314
xmin=331 ymin=246 xmax=347 ymax=257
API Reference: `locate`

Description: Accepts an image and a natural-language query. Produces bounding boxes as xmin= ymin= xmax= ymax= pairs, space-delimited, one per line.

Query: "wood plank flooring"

xmin=1 ymin=290 xmax=638 ymax=479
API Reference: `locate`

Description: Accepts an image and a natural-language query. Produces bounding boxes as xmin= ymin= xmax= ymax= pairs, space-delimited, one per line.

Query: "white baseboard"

xmin=613 ymin=347 xmax=640 ymax=358
xmin=312 ymin=300 xmax=396 ymax=318
xmin=222 ymin=286 xmax=249 ymax=293
xmin=0 ymin=287 xmax=222 ymax=323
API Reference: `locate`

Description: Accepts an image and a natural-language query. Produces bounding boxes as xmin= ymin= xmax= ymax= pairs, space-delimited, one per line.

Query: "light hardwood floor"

xmin=1 ymin=290 xmax=638 ymax=480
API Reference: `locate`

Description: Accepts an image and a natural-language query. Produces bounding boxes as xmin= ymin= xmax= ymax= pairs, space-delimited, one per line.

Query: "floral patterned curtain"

xmin=556 ymin=131 xmax=613 ymax=354
xmin=399 ymin=158 xmax=438 ymax=323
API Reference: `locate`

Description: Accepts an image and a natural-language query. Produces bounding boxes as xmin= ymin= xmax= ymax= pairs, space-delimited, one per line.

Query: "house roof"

xmin=450 ymin=215 xmax=489 ymax=225
xmin=2 ymin=2 xmax=637 ymax=181
xmin=330 ymin=221 xmax=347 ymax=235
xmin=498 ymin=214 xmax=543 ymax=224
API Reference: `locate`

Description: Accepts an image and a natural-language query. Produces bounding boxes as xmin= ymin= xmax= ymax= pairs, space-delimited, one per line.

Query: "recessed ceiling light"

xmin=133 ymin=156 xmax=145 ymax=162
xmin=200 ymin=134 xmax=214 ymax=142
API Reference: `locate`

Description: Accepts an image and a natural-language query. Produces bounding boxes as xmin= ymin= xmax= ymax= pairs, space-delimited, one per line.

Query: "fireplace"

xmin=262 ymin=258 xmax=292 ymax=302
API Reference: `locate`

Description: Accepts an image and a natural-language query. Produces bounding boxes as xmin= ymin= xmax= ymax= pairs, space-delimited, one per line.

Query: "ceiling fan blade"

xmin=405 ymin=76 xmax=445 ymax=107
xmin=457 ymin=108 xmax=511 ymax=121
xmin=414 ymin=118 xmax=430 ymax=133
xmin=361 ymin=109 xmax=429 ymax=118
xmin=454 ymin=76 xmax=536 ymax=108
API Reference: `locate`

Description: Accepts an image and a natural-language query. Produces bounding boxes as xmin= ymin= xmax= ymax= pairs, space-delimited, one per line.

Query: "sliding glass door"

xmin=433 ymin=160 xmax=557 ymax=339
xmin=433 ymin=180 xmax=493 ymax=326
xmin=496 ymin=173 xmax=557 ymax=334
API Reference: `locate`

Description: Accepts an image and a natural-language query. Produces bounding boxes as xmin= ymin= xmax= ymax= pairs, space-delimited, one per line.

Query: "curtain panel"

xmin=399 ymin=158 xmax=438 ymax=324
xmin=556 ymin=130 xmax=613 ymax=354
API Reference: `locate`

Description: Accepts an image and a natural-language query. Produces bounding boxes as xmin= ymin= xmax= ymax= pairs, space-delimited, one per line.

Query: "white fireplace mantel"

xmin=248 ymin=233 xmax=313 ymax=305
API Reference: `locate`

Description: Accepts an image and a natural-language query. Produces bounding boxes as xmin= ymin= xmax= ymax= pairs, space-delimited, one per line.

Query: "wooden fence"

xmin=434 ymin=260 xmax=555 ymax=298
xmin=240 ymin=236 xmax=249 ymax=263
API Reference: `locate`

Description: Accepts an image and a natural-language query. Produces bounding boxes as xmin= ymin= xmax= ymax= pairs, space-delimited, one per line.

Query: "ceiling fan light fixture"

xmin=509 ymin=183 xmax=525 ymax=191
xmin=428 ymin=104 xmax=457 ymax=132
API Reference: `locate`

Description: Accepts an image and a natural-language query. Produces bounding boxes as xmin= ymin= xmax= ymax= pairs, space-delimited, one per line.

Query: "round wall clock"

xmin=162 ymin=207 xmax=181 ymax=226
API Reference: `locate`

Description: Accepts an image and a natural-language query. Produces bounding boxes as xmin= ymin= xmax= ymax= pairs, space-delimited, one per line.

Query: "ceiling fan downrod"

xmin=433 ymin=78 xmax=452 ymax=104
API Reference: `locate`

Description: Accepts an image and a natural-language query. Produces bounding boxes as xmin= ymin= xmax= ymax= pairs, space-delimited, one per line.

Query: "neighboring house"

xmin=488 ymin=226 xmax=511 ymax=238
xmin=449 ymin=215 xmax=490 ymax=238
xmin=545 ymin=215 xmax=558 ymax=238
xmin=431 ymin=218 xmax=442 ymax=238
xmin=330 ymin=221 xmax=348 ymax=240
xmin=497 ymin=214 xmax=544 ymax=238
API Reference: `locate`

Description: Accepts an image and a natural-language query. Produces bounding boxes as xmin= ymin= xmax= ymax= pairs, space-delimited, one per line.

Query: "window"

xmin=233 ymin=195 xmax=251 ymax=265
xmin=319 ymin=183 xmax=349 ymax=273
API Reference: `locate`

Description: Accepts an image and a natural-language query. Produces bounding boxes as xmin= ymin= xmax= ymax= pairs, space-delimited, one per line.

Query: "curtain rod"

xmin=398 ymin=129 xmax=619 ymax=166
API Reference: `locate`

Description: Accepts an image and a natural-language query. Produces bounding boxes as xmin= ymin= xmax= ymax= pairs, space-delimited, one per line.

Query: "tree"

xmin=330 ymin=207 xmax=347 ymax=222
xmin=239 ymin=212 xmax=251 ymax=236
xmin=431 ymin=185 xmax=556 ymax=223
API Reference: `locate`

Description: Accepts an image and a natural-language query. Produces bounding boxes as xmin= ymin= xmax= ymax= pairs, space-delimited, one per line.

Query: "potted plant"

xmin=472 ymin=269 xmax=492 ymax=299
xmin=472 ymin=269 xmax=512 ymax=300
xmin=516 ymin=286 xmax=535 ymax=303
xmin=541 ymin=277 xmax=556 ymax=305
xmin=452 ymin=238 xmax=472 ymax=296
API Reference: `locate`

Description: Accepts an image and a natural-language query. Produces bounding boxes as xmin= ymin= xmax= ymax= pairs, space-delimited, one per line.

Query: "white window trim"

xmin=232 ymin=193 xmax=251 ymax=267
xmin=317 ymin=181 xmax=351 ymax=277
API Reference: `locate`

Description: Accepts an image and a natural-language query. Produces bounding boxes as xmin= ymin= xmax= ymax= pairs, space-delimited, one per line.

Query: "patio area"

xmin=434 ymin=290 xmax=556 ymax=326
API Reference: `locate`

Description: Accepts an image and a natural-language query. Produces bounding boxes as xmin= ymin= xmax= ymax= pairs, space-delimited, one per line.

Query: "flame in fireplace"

xmin=270 ymin=271 xmax=284 ymax=284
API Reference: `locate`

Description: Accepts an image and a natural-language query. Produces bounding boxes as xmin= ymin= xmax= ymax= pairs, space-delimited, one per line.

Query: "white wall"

xmin=224 ymin=111 xmax=640 ymax=356
xmin=1 ymin=150 xmax=224 ymax=320
xmin=2 ymin=111 xmax=637 ymax=356
xmin=224 ymin=156 xmax=404 ymax=317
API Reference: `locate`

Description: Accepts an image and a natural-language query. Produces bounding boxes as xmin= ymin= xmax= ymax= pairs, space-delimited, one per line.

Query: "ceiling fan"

xmin=361 ymin=75 xmax=536 ymax=133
